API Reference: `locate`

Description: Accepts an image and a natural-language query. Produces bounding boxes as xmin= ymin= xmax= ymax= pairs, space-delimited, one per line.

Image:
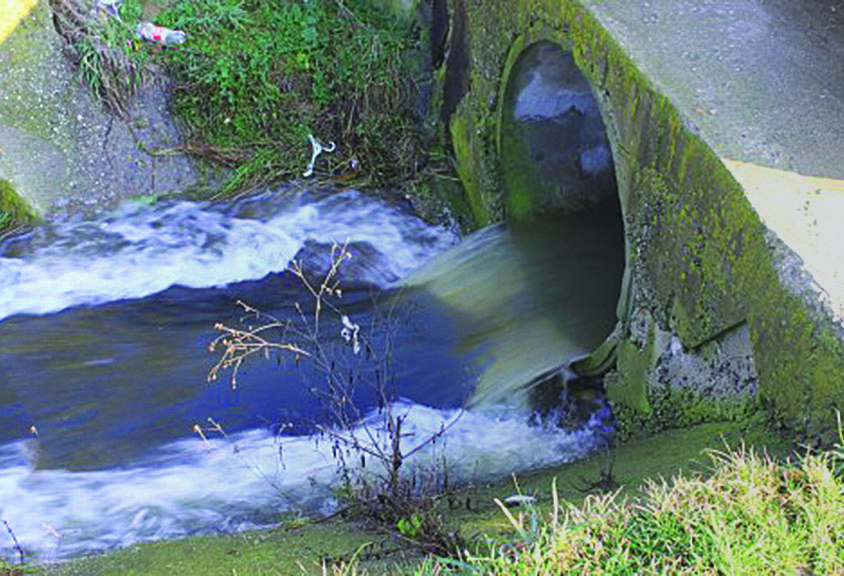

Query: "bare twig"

xmin=403 ymin=409 xmax=464 ymax=460
xmin=207 ymin=237 xmax=461 ymax=549
xmin=208 ymin=318 xmax=312 ymax=389
xmin=2 ymin=519 xmax=24 ymax=566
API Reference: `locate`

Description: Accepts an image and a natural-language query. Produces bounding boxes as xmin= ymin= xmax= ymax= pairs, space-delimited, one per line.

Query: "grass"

xmin=50 ymin=0 xmax=150 ymax=119
xmin=47 ymin=0 xmax=465 ymax=219
xmin=153 ymin=0 xmax=423 ymax=193
xmin=425 ymin=430 xmax=844 ymax=575
xmin=49 ymin=0 xmax=427 ymax=195
xmin=0 ymin=179 xmax=37 ymax=239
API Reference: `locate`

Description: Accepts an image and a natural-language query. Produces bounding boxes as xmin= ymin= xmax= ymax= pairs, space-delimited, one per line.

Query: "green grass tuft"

xmin=0 ymin=179 xmax=37 ymax=238
xmin=154 ymin=0 xmax=422 ymax=193
xmin=50 ymin=0 xmax=150 ymax=118
xmin=428 ymin=441 xmax=844 ymax=575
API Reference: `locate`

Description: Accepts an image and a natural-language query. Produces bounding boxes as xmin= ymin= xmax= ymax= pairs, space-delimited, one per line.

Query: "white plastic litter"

xmin=303 ymin=134 xmax=336 ymax=178
xmin=503 ymin=494 xmax=536 ymax=507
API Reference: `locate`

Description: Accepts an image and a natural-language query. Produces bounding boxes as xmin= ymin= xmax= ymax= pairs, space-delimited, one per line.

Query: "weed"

xmin=50 ymin=0 xmax=455 ymax=208
xmin=1 ymin=520 xmax=27 ymax=575
xmin=426 ymin=440 xmax=844 ymax=574
xmin=0 ymin=180 xmax=36 ymax=240
xmin=49 ymin=0 xmax=150 ymax=118
xmin=209 ymin=240 xmax=464 ymax=557
xmin=154 ymin=0 xmax=423 ymax=193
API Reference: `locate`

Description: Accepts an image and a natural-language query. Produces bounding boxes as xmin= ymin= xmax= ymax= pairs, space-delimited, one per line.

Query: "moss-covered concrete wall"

xmin=0 ymin=179 xmax=37 ymax=235
xmin=440 ymin=0 xmax=844 ymax=438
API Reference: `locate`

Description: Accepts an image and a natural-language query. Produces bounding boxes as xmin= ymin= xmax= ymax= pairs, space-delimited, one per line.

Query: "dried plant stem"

xmin=207 ymin=239 xmax=466 ymax=554
xmin=2 ymin=519 xmax=24 ymax=566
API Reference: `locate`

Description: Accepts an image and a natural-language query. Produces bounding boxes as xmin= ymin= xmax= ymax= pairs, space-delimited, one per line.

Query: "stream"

xmin=0 ymin=185 xmax=620 ymax=560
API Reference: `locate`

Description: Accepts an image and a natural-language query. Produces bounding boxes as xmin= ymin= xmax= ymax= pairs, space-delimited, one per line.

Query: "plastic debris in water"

xmin=303 ymin=134 xmax=336 ymax=178
xmin=23 ymin=425 xmax=40 ymax=470
xmin=340 ymin=315 xmax=360 ymax=355
xmin=136 ymin=22 xmax=186 ymax=45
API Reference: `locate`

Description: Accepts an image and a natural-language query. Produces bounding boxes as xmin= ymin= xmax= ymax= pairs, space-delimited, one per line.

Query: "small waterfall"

xmin=402 ymin=207 xmax=624 ymax=408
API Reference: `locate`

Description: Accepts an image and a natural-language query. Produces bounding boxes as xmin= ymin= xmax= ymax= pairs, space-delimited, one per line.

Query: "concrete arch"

xmin=496 ymin=37 xmax=629 ymax=377
xmin=444 ymin=0 xmax=844 ymax=438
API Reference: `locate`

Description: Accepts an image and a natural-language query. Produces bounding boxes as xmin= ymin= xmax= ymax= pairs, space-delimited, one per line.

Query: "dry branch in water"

xmin=207 ymin=239 xmax=464 ymax=533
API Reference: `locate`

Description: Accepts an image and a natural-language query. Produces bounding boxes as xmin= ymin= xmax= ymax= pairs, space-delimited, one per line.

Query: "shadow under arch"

xmin=498 ymin=41 xmax=627 ymax=380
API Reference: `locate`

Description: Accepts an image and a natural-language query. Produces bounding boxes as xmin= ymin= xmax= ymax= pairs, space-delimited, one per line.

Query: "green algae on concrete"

xmin=440 ymin=0 xmax=844 ymax=438
xmin=0 ymin=179 xmax=37 ymax=234
xmin=456 ymin=416 xmax=793 ymax=519
xmin=427 ymin=416 xmax=796 ymax=571
xmin=48 ymin=518 xmax=419 ymax=576
xmin=42 ymin=418 xmax=791 ymax=576
xmin=450 ymin=100 xmax=492 ymax=226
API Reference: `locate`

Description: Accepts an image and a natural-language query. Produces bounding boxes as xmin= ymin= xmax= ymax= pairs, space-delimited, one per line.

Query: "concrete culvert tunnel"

xmin=501 ymin=42 xmax=619 ymax=220
xmin=499 ymin=41 xmax=626 ymax=395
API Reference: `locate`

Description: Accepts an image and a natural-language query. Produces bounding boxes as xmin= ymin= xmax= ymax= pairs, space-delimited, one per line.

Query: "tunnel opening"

xmin=501 ymin=41 xmax=619 ymax=221
xmin=499 ymin=41 xmax=626 ymax=419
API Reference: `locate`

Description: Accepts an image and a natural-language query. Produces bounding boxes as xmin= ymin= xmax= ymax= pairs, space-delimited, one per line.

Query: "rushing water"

xmin=0 ymin=186 xmax=616 ymax=560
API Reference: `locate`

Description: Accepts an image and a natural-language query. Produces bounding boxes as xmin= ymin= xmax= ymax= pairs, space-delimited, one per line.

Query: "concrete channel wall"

xmin=0 ymin=0 xmax=198 ymax=222
xmin=437 ymin=0 xmax=844 ymax=438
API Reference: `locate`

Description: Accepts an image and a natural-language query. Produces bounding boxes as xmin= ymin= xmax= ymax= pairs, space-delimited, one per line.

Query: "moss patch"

xmin=46 ymin=518 xmax=421 ymax=575
xmin=449 ymin=100 xmax=490 ymax=226
xmin=451 ymin=416 xmax=792 ymax=526
xmin=0 ymin=179 xmax=37 ymax=234
xmin=606 ymin=334 xmax=654 ymax=416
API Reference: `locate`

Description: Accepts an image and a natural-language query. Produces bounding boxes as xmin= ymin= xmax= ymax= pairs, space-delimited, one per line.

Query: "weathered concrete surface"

xmin=581 ymin=0 xmax=844 ymax=324
xmin=726 ymin=161 xmax=844 ymax=323
xmin=0 ymin=0 xmax=198 ymax=215
xmin=440 ymin=0 xmax=844 ymax=437
xmin=0 ymin=0 xmax=37 ymax=45
xmin=583 ymin=0 xmax=844 ymax=179
xmin=577 ymin=0 xmax=844 ymax=435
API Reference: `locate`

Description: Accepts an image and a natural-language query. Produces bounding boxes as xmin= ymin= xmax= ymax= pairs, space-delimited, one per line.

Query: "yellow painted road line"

xmin=0 ymin=0 xmax=39 ymax=45
xmin=724 ymin=159 xmax=844 ymax=195
xmin=724 ymin=159 xmax=844 ymax=322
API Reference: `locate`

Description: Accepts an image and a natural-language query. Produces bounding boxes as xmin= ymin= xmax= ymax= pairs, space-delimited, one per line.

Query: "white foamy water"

xmin=0 ymin=185 xmax=615 ymax=561
xmin=0 ymin=403 xmax=611 ymax=560
xmin=0 ymin=189 xmax=456 ymax=321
